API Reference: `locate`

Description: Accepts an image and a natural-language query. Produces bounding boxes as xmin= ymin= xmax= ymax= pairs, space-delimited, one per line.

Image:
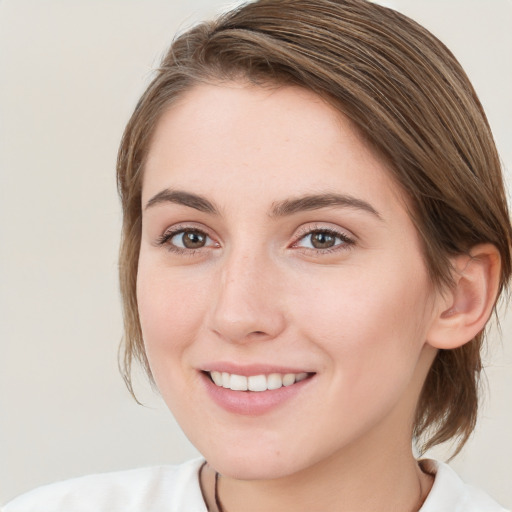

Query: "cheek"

xmin=290 ymin=259 xmax=432 ymax=378
xmin=293 ymin=266 xmax=433 ymax=434
xmin=136 ymin=258 xmax=211 ymax=370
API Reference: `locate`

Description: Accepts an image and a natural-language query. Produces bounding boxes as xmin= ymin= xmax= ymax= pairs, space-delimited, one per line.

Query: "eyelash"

xmin=155 ymin=225 xmax=216 ymax=256
xmin=155 ymin=224 xmax=355 ymax=256
xmin=291 ymin=226 xmax=355 ymax=255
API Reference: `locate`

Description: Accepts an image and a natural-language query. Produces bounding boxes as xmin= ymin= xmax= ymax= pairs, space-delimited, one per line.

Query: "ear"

xmin=426 ymin=244 xmax=501 ymax=350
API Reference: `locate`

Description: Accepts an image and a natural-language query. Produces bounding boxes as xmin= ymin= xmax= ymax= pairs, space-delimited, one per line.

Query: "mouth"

xmin=206 ymin=370 xmax=313 ymax=392
xmin=200 ymin=366 xmax=316 ymax=415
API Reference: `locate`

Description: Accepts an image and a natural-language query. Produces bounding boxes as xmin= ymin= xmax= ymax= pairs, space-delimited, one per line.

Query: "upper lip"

xmin=200 ymin=362 xmax=315 ymax=376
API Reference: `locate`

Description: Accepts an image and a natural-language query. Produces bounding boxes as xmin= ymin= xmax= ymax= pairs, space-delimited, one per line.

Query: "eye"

xmin=293 ymin=227 xmax=354 ymax=252
xmin=303 ymin=231 xmax=338 ymax=249
xmin=171 ymin=230 xmax=209 ymax=249
xmin=156 ymin=227 xmax=218 ymax=253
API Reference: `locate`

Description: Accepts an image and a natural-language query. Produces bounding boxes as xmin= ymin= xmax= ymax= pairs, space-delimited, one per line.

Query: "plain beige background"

xmin=1 ymin=0 xmax=511 ymax=507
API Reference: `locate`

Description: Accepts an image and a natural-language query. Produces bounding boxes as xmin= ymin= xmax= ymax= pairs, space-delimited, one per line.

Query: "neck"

xmin=201 ymin=440 xmax=433 ymax=512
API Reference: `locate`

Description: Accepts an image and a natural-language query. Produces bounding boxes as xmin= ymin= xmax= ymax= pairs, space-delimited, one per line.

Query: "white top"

xmin=2 ymin=458 xmax=509 ymax=512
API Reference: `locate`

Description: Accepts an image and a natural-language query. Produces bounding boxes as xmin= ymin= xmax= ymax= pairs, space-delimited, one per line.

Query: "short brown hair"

xmin=117 ymin=0 xmax=512 ymax=456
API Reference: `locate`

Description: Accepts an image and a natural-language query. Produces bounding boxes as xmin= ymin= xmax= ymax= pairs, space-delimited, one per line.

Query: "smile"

xmin=201 ymin=368 xmax=315 ymax=415
xmin=209 ymin=371 xmax=310 ymax=392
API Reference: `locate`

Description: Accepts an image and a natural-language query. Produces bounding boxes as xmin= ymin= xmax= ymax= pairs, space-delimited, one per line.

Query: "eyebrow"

xmin=145 ymin=189 xmax=219 ymax=214
xmin=144 ymin=188 xmax=381 ymax=220
xmin=270 ymin=193 xmax=382 ymax=219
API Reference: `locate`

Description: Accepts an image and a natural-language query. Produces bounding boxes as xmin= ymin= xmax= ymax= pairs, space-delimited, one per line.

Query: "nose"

xmin=208 ymin=247 xmax=287 ymax=344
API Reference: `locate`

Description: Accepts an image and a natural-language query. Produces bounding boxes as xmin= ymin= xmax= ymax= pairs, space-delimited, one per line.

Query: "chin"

xmin=212 ymin=457 xmax=298 ymax=481
xmin=201 ymin=442 xmax=316 ymax=481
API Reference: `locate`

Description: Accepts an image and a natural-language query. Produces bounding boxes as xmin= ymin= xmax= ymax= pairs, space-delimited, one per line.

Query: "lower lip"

xmin=200 ymin=372 xmax=314 ymax=416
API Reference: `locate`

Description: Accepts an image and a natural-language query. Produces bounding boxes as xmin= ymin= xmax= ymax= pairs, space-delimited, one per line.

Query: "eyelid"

xmin=155 ymin=223 xmax=220 ymax=252
xmin=293 ymin=222 xmax=355 ymax=241
xmin=290 ymin=223 xmax=356 ymax=253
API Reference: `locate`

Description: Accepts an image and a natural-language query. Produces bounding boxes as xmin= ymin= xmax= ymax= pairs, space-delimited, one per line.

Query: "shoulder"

xmin=420 ymin=459 xmax=509 ymax=512
xmin=2 ymin=458 xmax=207 ymax=512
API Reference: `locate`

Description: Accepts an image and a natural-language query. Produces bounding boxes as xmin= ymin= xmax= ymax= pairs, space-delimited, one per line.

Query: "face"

xmin=137 ymin=83 xmax=440 ymax=480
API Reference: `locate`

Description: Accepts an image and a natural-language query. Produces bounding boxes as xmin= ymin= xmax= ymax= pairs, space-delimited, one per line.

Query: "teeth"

xmin=209 ymin=371 xmax=310 ymax=392
xmin=230 ymin=374 xmax=248 ymax=391
xmin=211 ymin=371 xmax=223 ymax=386
xmin=296 ymin=372 xmax=308 ymax=382
xmin=248 ymin=374 xmax=267 ymax=392
xmin=267 ymin=373 xmax=283 ymax=390
xmin=282 ymin=373 xmax=295 ymax=386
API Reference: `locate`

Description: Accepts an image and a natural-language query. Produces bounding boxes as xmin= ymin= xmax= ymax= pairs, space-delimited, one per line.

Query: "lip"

xmin=199 ymin=364 xmax=315 ymax=416
xmin=201 ymin=362 xmax=314 ymax=376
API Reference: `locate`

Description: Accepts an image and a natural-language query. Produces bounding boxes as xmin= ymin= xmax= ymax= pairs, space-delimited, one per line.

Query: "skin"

xmin=137 ymin=83 xmax=444 ymax=511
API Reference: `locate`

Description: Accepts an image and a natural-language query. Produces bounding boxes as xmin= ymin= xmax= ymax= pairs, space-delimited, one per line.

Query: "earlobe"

xmin=427 ymin=244 xmax=501 ymax=350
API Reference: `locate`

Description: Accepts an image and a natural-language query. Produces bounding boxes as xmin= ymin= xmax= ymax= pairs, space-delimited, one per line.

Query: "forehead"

xmin=142 ymin=82 xmax=406 ymax=216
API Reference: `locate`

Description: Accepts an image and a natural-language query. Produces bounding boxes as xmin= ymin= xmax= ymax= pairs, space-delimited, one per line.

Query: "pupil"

xmin=183 ymin=231 xmax=205 ymax=249
xmin=312 ymin=232 xmax=335 ymax=248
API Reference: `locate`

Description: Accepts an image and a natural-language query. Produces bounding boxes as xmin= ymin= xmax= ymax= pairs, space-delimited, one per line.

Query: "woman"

xmin=3 ymin=0 xmax=511 ymax=510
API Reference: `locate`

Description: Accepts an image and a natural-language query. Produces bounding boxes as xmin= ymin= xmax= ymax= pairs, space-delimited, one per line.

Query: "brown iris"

xmin=310 ymin=231 xmax=337 ymax=249
xmin=181 ymin=230 xmax=207 ymax=249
